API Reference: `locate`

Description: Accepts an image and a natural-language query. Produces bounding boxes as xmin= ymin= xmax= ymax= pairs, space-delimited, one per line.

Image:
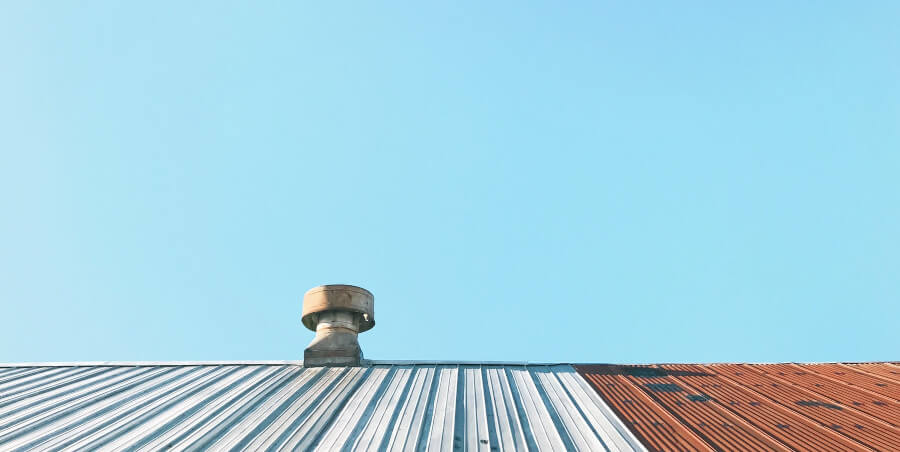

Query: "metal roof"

xmin=576 ymin=362 xmax=900 ymax=452
xmin=0 ymin=362 xmax=644 ymax=451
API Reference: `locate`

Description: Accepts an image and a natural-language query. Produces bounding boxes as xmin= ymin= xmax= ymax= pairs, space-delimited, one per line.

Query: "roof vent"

xmin=301 ymin=284 xmax=374 ymax=367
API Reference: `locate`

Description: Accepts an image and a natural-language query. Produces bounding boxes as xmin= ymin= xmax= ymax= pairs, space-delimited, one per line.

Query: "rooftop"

xmin=3 ymin=286 xmax=896 ymax=450
xmin=0 ymin=361 xmax=640 ymax=451
xmin=1 ymin=360 xmax=897 ymax=451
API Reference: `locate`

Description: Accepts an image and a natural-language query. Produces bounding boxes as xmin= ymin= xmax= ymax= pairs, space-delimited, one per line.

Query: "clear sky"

xmin=1 ymin=2 xmax=898 ymax=364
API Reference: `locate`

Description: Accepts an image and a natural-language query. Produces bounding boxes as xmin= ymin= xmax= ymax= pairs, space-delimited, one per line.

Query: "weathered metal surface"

xmin=301 ymin=285 xmax=375 ymax=332
xmin=302 ymin=285 xmax=375 ymax=367
xmin=0 ymin=363 xmax=644 ymax=451
xmin=576 ymin=363 xmax=900 ymax=452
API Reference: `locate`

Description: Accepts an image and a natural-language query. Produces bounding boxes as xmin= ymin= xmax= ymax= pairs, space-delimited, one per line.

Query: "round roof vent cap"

xmin=301 ymin=284 xmax=374 ymax=332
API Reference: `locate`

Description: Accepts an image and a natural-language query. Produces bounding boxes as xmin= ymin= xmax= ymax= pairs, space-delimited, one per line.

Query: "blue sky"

xmin=1 ymin=2 xmax=897 ymax=364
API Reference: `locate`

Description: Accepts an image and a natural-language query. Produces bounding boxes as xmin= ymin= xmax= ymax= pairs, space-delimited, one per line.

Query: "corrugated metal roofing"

xmin=0 ymin=362 xmax=644 ymax=451
xmin=576 ymin=362 xmax=900 ymax=452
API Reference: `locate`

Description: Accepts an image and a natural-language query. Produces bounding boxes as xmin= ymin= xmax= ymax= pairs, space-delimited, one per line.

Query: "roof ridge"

xmin=1 ymin=360 xmax=896 ymax=368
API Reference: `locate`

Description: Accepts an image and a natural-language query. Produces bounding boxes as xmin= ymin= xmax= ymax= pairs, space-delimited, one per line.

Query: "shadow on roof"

xmin=576 ymin=364 xmax=714 ymax=378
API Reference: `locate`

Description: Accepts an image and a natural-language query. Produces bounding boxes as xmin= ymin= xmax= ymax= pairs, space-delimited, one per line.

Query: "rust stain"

xmin=849 ymin=363 xmax=900 ymax=385
xmin=810 ymin=363 xmax=900 ymax=402
xmin=576 ymin=363 xmax=900 ymax=452
xmin=578 ymin=365 xmax=714 ymax=452
xmin=757 ymin=363 xmax=897 ymax=426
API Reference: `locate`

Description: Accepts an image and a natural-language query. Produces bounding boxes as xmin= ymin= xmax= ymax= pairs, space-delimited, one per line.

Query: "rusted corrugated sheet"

xmin=800 ymin=363 xmax=900 ymax=402
xmin=576 ymin=363 xmax=900 ymax=452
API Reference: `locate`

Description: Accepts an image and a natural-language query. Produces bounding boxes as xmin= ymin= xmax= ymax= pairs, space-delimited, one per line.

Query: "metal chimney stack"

xmin=301 ymin=285 xmax=374 ymax=367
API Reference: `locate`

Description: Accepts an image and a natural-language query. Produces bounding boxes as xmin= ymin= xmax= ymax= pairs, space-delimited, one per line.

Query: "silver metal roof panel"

xmin=0 ymin=363 xmax=644 ymax=451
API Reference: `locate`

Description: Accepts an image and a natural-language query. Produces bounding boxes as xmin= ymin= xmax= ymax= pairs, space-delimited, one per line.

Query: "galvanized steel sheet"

xmin=0 ymin=363 xmax=644 ymax=451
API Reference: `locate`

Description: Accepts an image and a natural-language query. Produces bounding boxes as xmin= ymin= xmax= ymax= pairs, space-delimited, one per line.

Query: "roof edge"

xmin=0 ymin=359 xmax=572 ymax=368
xmin=0 ymin=360 xmax=304 ymax=368
xmin=1 ymin=359 xmax=895 ymax=368
xmin=572 ymin=360 xmax=900 ymax=366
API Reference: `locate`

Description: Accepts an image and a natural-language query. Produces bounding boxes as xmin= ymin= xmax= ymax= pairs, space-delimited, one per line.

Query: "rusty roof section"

xmin=575 ymin=362 xmax=900 ymax=452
